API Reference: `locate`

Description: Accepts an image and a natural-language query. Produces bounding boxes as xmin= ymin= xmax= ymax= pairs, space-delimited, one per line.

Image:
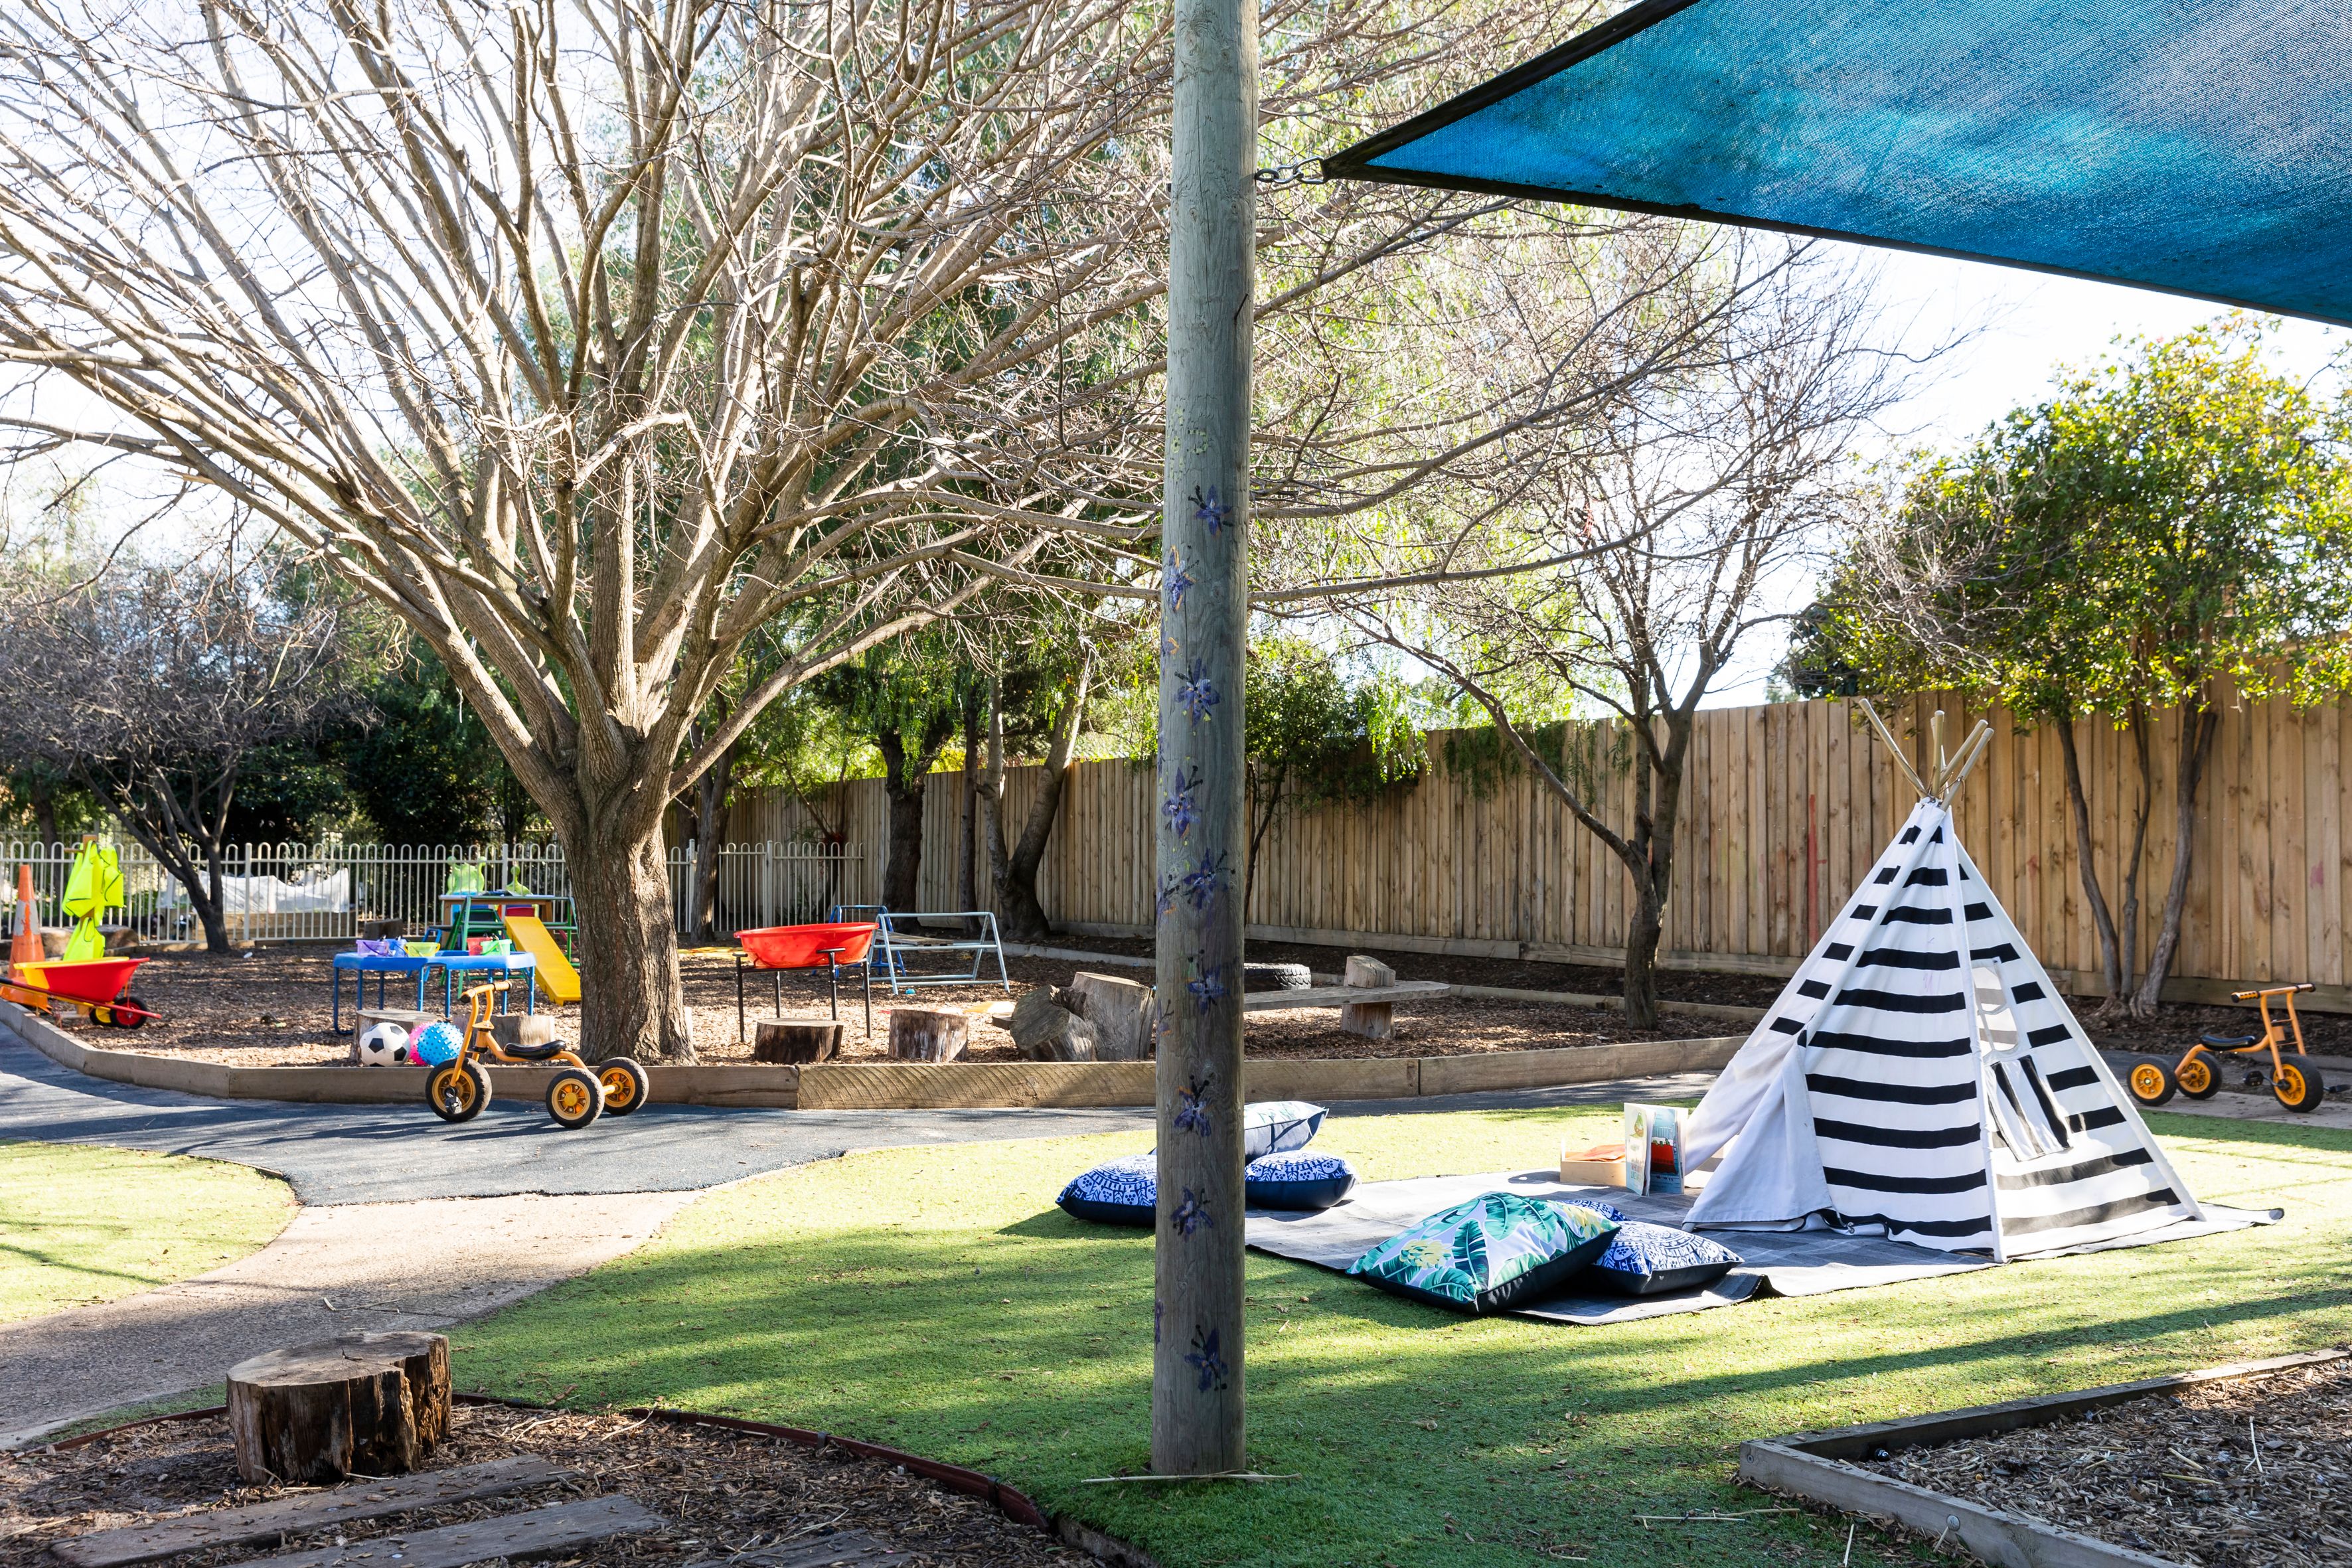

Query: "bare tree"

xmin=0 ymin=543 xmax=364 ymax=952
xmin=1312 ymin=253 xmax=1893 ymax=1027
xmin=0 ymin=0 xmax=1779 ymax=1059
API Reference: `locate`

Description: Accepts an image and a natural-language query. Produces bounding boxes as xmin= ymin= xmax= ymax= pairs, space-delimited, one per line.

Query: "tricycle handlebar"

xmin=2231 ymin=982 xmax=2315 ymax=1000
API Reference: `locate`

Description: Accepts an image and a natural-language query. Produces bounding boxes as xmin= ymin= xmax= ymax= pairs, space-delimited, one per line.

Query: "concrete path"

xmin=0 ymin=1191 xmax=694 ymax=1447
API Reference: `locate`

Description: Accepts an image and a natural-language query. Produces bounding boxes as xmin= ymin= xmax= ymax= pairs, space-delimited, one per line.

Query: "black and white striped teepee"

xmin=1683 ymin=718 xmax=2202 ymax=1259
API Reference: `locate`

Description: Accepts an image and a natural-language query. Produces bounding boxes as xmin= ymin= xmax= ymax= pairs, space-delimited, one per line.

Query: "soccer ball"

xmin=411 ymin=1020 xmax=463 ymax=1066
xmin=356 ymin=1021 xmax=412 ymax=1066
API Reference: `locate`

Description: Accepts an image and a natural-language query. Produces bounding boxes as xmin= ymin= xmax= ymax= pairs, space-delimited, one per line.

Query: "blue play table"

xmin=331 ymin=951 xmax=432 ymax=1034
xmin=426 ymin=952 xmax=538 ymax=1018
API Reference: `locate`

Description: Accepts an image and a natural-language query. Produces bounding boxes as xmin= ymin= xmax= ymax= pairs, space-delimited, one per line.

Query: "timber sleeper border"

xmin=0 ymin=1000 xmax=1743 ymax=1111
xmin=1737 ymin=1348 xmax=2351 ymax=1568
xmin=38 ymin=1394 xmax=1159 ymax=1568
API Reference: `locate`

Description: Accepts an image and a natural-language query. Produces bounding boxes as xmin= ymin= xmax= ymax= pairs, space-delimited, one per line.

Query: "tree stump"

xmin=1065 ymin=971 xmax=1154 ymax=1060
xmin=753 ymin=1018 xmax=842 ymax=1063
xmin=226 ymin=1332 xmax=450 ymax=1484
xmin=1339 ymin=954 xmax=1397 ymax=1040
xmin=888 ymin=1007 xmax=970 ymax=1062
xmin=1004 ymin=986 xmax=1096 ymax=1061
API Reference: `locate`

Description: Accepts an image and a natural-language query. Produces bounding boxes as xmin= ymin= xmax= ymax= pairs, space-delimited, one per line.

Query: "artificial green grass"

xmin=453 ymin=1107 xmax=2352 ymax=1566
xmin=0 ymin=1140 xmax=295 ymax=1324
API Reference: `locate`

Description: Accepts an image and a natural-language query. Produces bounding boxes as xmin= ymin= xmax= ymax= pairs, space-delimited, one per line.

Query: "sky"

xmin=1699 ymin=247 xmax=2350 ymax=708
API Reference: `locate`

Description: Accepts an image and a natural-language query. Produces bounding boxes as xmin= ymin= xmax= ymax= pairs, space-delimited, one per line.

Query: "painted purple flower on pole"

xmin=1164 ymin=550 xmax=1196 ymax=613
xmin=1176 ymin=660 xmax=1219 ymax=722
xmin=1161 ymin=765 xmax=1203 ymax=839
xmin=1184 ymin=1326 xmax=1229 ymax=1393
xmin=1186 ymin=963 xmax=1228 ymax=1013
xmin=1173 ymin=1073 xmax=1213 ymax=1136
xmin=1192 ymin=485 xmax=1230 ymax=537
xmin=1172 ymin=1188 xmax=1213 ymax=1236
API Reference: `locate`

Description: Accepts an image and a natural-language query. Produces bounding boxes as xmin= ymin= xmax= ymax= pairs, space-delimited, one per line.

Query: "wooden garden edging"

xmin=1737 ymin=1348 xmax=2349 ymax=1568
xmin=0 ymin=1000 xmax=1741 ymax=1111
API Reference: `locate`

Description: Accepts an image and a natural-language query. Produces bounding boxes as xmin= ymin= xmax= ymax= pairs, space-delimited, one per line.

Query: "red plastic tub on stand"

xmin=732 ymin=923 xmax=878 ymax=1040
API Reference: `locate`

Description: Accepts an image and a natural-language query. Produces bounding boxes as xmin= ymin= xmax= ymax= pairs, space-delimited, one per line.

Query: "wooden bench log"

xmin=223 ymin=1496 xmax=661 ymax=1568
xmin=491 ymin=1013 xmax=560 ymax=1052
xmin=888 ymin=1007 xmax=971 ymax=1062
xmin=753 ymin=1018 xmax=843 ymax=1063
xmin=226 ymin=1332 xmax=450 ymax=1484
xmin=1004 ymin=987 xmax=1095 ymax=1061
xmin=50 ymin=1456 xmax=573 ymax=1568
xmin=1340 ymin=954 xmax=1397 ymax=1040
xmin=1238 ymin=980 xmax=1450 ymax=1011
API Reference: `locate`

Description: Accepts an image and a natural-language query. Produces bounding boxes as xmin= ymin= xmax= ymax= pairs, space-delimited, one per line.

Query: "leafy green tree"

xmin=1241 ymin=638 xmax=1422 ymax=911
xmin=339 ymin=646 xmax=517 ymax=846
xmin=1827 ymin=318 xmax=2352 ymax=1014
xmin=811 ymin=636 xmax=967 ymax=912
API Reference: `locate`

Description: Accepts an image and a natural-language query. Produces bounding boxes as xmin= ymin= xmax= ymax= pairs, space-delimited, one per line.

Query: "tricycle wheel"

xmin=546 ymin=1067 xmax=605 ymax=1130
xmin=427 ymin=1061 xmax=492 ymax=1123
xmin=2274 ymin=1062 xmax=2325 ymax=1113
xmin=2175 ymin=1056 xmax=2219 ymax=1099
xmin=2127 ymin=1060 xmax=2176 ymax=1107
xmin=111 ymin=994 xmax=151 ymax=1031
xmin=596 ymin=1057 xmax=651 ymax=1117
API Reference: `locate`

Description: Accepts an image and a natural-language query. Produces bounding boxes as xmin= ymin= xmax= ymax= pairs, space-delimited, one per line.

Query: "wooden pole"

xmin=1152 ymin=0 xmax=1255 ymax=1477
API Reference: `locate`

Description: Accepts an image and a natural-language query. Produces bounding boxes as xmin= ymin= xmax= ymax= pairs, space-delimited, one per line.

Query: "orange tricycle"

xmin=424 ymin=981 xmax=651 ymax=1130
xmin=2128 ymin=982 xmax=2327 ymax=1113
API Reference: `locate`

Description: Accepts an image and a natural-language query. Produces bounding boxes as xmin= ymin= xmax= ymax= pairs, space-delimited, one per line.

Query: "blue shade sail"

xmin=1323 ymin=0 xmax=2352 ymax=326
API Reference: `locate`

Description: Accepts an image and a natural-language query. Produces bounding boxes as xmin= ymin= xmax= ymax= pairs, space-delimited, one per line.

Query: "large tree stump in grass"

xmin=1339 ymin=955 xmax=1397 ymax=1040
xmin=226 ymin=1332 xmax=450 ymax=1484
xmin=888 ymin=1007 xmax=970 ymax=1062
xmin=753 ymin=1018 xmax=842 ymax=1063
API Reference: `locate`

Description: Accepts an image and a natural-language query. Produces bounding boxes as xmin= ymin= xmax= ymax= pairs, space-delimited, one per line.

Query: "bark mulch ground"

xmin=0 ymin=1405 xmax=1079 ymax=1568
xmin=1849 ymin=1358 xmax=2352 ymax=1567
xmin=65 ymin=948 xmax=1689 ymax=1069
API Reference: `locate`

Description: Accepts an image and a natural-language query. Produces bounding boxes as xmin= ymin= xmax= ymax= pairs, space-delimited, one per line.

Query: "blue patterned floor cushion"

xmin=1056 ymin=1154 xmax=1156 ymax=1227
xmin=1588 ymin=1221 xmax=1743 ymax=1297
xmin=1244 ymin=1151 xmax=1358 ymax=1211
xmin=1243 ymin=1101 xmax=1326 ymax=1159
xmin=1347 ymin=1193 xmax=1619 ymax=1314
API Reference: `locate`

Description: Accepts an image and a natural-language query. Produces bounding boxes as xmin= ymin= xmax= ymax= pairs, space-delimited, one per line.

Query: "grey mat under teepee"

xmin=1243 ymin=1170 xmax=2281 ymax=1326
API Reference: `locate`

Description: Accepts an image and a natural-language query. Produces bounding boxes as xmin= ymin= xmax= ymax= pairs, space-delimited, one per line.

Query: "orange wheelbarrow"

xmin=2128 ymin=982 xmax=2326 ymax=1113
xmin=2 ymin=957 xmax=159 ymax=1029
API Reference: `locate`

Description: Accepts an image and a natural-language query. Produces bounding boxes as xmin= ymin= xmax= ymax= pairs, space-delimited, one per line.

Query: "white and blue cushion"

xmin=1056 ymin=1154 xmax=1156 ymax=1227
xmin=1587 ymin=1221 xmax=1742 ymax=1297
xmin=1244 ymin=1151 xmax=1358 ymax=1211
xmin=1242 ymin=1101 xmax=1325 ymax=1159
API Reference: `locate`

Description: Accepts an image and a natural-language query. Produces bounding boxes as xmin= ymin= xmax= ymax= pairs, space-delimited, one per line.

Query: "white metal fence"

xmin=0 ymin=839 xmax=867 ymax=946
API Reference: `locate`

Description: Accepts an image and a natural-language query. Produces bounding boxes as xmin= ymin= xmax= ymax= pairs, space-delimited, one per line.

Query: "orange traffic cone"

xmin=10 ymin=864 xmax=42 ymax=977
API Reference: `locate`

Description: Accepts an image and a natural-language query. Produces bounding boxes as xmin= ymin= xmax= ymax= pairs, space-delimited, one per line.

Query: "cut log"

xmin=1004 ymin=986 xmax=1095 ymax=1061
xmin=887 ymin=1007 xmax=970 ymax=1062
xmin=50 ymin=1456 xmax=573 ymax=1568
xmin=491 ymin=1013 xmax=560 ymax=1052
xmin=1065 ymin=971 xmax=1154 ymax=1061
xmin=224 ymin=1496 xmax=661 ymax=1568
xmin=1339 ymin=954 xmax=1399 ymax=1040
xmin=226 ymin=1332 xmax=450 ymax=1484
xmin=753 ymin=1018 xmax=842 ymax=1063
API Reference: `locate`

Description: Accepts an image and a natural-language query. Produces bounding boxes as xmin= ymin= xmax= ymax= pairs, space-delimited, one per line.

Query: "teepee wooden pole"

xmin=1942 ymin=721 xmax=1994 ymax=800
xmin=1855 ymin=699 xmax=1928 ymax=797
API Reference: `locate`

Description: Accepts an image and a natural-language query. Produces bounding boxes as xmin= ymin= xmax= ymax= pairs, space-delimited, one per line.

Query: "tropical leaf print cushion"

xmin=1347 ymin=1193 xmax=1620 ymax=1314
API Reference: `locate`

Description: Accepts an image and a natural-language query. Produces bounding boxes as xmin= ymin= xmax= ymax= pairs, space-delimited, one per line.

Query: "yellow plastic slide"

xmin=501 ymin=912 xmax=581 ymax=1005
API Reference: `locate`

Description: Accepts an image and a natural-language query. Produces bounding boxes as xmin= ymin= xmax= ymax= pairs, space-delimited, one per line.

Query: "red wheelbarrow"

xmin=3 ymin=957 xmax=159 ymax=1028
xmin=734 ymin=922 xmax=877 ymax=1040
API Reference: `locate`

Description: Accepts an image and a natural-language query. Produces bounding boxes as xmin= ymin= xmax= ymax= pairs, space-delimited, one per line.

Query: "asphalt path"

xmin=0 ymin=1036 xmax=1731 ymax=1205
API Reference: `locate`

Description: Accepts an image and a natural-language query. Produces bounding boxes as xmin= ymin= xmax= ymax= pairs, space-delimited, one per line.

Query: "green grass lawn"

xmin=453 ymin=1107 xmax=2352 ymax=1567
xmin=0 ymin=1140 xmax=295 ymax=1323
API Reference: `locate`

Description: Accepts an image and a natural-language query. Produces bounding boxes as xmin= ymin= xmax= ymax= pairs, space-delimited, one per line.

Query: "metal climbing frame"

xmin=830 ymin=905 xmax=1012 ymax=996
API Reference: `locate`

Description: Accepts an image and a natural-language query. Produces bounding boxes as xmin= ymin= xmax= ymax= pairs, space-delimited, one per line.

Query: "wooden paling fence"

xmin=726 ymin=686 xmax=2352 ymax=1004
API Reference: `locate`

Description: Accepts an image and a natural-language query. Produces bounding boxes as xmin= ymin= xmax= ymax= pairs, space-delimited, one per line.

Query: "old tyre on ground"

xmin=2128 ymin=1060 xmax=2177 ymax=1107
xmin=2274 ymin=1061 xmax=2325 ymax=1113
xmin=2174 ymin=1056 xmax=2219 ymax=1099
xmin=596 ymin=1056 xmax=651 ymax=1116
xmin=546 ymin=1067 xmax=605 ymax=1129
xmin=426 ymin=1060 xmax=492 ymax=1123
xmin=1241 ymin=961 xmax=1313 ymax=992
